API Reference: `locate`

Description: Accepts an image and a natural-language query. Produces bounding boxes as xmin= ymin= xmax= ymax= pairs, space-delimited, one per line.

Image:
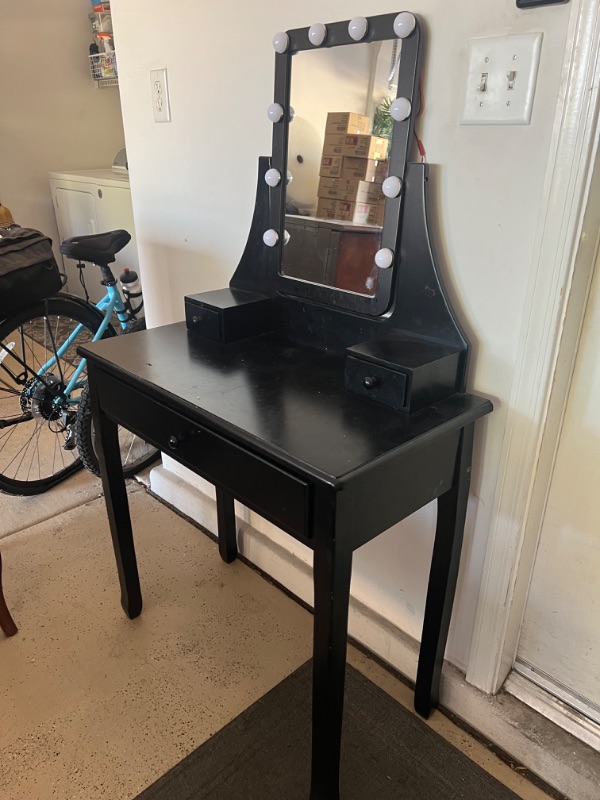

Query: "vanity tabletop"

xmin=80 ymin=322 xmax=491 ymax=484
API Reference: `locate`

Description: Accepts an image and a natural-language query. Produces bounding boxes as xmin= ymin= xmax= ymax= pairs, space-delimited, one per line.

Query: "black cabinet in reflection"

xmin=284 ymin=215 xmax=381 ymax=296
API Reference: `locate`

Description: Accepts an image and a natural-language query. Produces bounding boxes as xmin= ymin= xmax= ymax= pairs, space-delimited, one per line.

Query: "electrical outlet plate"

xmin=150 ymin=68 xmax=171 ymax=123
xmin=461 ymin=33 xmax=543 ymax=126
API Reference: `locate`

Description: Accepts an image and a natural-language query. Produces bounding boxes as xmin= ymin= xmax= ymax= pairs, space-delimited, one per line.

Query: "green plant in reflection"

xmin=373 ymin=97 xmax=393 ymax=155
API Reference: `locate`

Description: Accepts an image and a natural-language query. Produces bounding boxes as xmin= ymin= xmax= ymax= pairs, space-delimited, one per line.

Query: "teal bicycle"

xmin=0 ymin=229 xmax=158 ymax=495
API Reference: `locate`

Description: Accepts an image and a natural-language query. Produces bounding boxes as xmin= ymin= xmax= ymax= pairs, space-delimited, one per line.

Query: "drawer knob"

xmin=363 ymin=376 xmax=379 ymax=390
xmin=168 ymin=434 xmax=180 ymax=449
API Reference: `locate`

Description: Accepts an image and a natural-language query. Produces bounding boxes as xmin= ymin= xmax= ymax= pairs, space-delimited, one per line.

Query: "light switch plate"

xmin=150 ymin=68 xmax=171 ymax=123
xmin=461 ymin=33 xmax=543 ymax=126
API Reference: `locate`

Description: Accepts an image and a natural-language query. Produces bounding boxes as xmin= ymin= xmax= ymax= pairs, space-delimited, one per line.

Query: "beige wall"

xmin=1 ymin=1 xmax=125 ymax=252
xmin=110 ymin=0 xmax=573 ymax=671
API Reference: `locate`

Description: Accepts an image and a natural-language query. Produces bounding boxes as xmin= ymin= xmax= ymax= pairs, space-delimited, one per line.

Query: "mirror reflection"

xmin=282 ymin=40 xmax=401 ymax=297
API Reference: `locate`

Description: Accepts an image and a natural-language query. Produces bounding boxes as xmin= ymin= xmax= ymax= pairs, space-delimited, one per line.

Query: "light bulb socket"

xmin=348 ymin=17 xmax=369 ymax=41
xmin=375 ymin=248 xmax=394 ymax=269
xmin=272 ymin=32 xmax=290 ymax=53
xmin=263 ymin=229 xmax=279 ymax=247
xmin=390 ymin=97 xmax=412 ymax=122
xmin=267 ymin=103 xmax=284 ymax=123
xmin=308 ymin=23 xmax=327 ymax=47
xmin=265 ymin=168 xmax=281 ymax=187
xmin=382 ymin=176 xmax=403 ymax=198
xmin=394 ymin=11 xmax=417 ymax=39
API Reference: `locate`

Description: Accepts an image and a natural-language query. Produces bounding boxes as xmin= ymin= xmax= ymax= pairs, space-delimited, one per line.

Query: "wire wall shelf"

xmin=89 ymin=52 xmax=118 ymax=87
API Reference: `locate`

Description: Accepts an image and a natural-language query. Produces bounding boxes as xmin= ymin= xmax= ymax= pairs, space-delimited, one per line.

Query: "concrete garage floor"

xmin=0 ymin=481 xmax=556 ymax=800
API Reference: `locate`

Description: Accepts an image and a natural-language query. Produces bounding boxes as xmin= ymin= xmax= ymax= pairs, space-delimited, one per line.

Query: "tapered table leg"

xmin=310 ymin=537 xmax=353 ymax=800
xmin=216 ymin=487 xmax=237 ymax=563
xmin=0 ymin=552 xmax=18 ymax=637
xmin=415 ymin=424 xmax=474 ymax=718
xmin=89 ymin=370 xmax=142 ymax=620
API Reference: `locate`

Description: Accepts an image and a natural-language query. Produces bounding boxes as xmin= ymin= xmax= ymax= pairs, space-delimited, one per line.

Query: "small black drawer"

xmin=345 ymin=337 xmax=462 ymax=412
xmin=96 ymin=370 xmax=310 ymax=540
xmin=185 ymin=303 xmax=220 ymax=340
xmin=185 ymin=288 xmax=273 ymax=342
xmin=345 ymin=355 xmax=407 ymax=410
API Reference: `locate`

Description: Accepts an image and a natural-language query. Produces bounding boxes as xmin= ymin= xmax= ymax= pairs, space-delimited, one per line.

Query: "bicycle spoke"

xmin=122 ymin=433 xmax=136 ymax=465
xmin=0 ymin=385 xmax=21 ymax=397
xmin=4 ymin=418 xmax=42 ymax=480
xmin=25 ymin=423 xmax=43 ymax=483
xmin=45 ymin=316 xmax=64 ymax=384
xmin=0 ymin=422 xmax=20 ymax=454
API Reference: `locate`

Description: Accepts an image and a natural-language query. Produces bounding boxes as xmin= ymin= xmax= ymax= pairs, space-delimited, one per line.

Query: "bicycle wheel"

xmin=74 ymin=320 xmax=159 ymax=478
xmin=0 ymin=295 xmax=114 ymax=495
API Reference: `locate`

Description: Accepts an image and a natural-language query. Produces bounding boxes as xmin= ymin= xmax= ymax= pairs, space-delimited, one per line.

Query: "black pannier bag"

xmin=0 ymin=227 xmax=62 ymax=320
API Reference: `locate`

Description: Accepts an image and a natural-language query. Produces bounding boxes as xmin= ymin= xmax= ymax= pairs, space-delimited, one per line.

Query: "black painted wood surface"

xmin=82 ymin=325 xmax=488 ymax=483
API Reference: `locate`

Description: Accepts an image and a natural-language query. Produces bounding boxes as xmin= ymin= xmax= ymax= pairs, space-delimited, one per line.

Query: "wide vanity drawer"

xmin=96 ymin=371 xmax=310 ymax=539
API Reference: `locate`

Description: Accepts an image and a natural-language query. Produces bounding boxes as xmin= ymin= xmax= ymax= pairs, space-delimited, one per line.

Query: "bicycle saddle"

xmin=60 ymin=229 xmax=131 ymax=264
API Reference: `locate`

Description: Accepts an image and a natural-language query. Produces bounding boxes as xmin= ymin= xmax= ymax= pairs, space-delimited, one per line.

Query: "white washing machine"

xmin=49 ymin=168 xmax=139 ymax=304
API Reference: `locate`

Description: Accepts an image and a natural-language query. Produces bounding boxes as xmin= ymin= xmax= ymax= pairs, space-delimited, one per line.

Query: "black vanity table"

xmin=79 ymin=12 xmax=492 ymax=799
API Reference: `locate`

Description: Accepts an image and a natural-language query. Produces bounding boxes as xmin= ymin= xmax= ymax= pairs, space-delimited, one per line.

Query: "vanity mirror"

xmin=282 ymin=42 xmax=395 ymax=297
xmin=266 ymin=12 xmax=421 ymax=315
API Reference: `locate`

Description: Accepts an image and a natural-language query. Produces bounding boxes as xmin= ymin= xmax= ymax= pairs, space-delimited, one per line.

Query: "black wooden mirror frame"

xmin=267 ymin=12 xmax=422 ymax=316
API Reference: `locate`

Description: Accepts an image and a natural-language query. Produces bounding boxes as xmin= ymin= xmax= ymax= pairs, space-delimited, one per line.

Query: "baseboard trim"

xmin=149 ymin=464 xmax=600 ymax=800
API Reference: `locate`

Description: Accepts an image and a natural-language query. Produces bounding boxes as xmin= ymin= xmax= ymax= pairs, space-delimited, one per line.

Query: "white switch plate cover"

xmin=150 ymin=68 xmax=171 ymax=123
xmin=461 ymin=33 xmax=543 ymax=126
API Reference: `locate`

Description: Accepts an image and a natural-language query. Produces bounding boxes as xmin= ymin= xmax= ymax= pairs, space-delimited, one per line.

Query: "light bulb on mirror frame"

xmin=284 ymin=230 xmax=290 ymax=246
xmin=272 ymin=32 xmax=290 ymax=53
xmin=308 ymin=23 xmax=327 ymax=47
xmin=267 ymin=103 xmax=284 ymax=123
xmin=348 ymin=17 xmax=368 ymax=41
xmin=394 ymin=11 xmax=416 ymax=39
xmin=286 ymin=171 xmax=293 ymax=185
xmin=288 ymin=106 xmax=296 ymax=122
xmin=263 ymin=229 xmax=279 ymax=247
xmin=390 ymin=97 xmax=412 ymax=122
xmin=265 ymin=168 xmax=281 ymax=187
xmin=375 ymin=248 xmax=394 ymax=269
xmin=382 ymin=176 xmax=403 ymax=198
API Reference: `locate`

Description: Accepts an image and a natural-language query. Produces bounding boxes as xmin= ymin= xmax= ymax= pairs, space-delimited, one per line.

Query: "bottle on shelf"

xmin=97 ymin=32 xmax=114 ymax=53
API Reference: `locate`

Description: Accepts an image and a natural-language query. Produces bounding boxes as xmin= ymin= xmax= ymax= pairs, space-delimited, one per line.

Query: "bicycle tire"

xmin=0 ymin=294 xmax=116 ymax=495
xmin=74 ymin=319 xmax=159 ymax=478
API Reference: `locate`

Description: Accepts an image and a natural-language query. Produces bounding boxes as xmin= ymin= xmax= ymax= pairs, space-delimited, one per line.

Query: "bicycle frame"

xmin=35 ymin=285 xmax=130 ymax=405
xmin=0 ymin=238 xmax=156 ymax=491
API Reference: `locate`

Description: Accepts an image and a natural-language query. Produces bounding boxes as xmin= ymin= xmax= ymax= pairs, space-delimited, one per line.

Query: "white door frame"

xmin=467 ymin=0 xmax=600 ymax=696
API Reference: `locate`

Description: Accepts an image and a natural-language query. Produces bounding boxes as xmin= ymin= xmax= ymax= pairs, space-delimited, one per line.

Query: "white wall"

xmin=1 ymin=1 xmax=125 ymax=254
xmin=110 ymin=0 xmax=572 ymax=672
